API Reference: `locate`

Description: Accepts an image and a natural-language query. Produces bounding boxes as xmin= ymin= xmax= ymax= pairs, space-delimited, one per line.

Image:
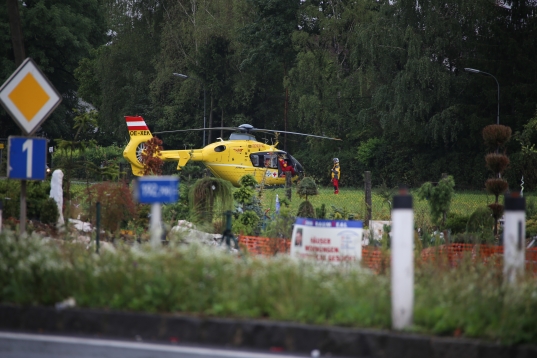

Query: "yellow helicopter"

xmin=123 ymin=116 xmax=341 ymax=187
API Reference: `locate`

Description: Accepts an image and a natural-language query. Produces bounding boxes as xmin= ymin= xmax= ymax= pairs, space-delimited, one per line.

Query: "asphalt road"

xmin=0 ymin=332 xmax=315 ymax=358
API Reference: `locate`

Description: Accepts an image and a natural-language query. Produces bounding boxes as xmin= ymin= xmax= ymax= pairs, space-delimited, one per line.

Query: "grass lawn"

xmin=260 ymin=186 xmax=501 ymax=222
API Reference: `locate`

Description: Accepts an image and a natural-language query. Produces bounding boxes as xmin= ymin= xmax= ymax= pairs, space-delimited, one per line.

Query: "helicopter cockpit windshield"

xmin=229 ymin=132 xmax=256 ymax=141
xmin=249 ymin=151 xmax=304 ymax=175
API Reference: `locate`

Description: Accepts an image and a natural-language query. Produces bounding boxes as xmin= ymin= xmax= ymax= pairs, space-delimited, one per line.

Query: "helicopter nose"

xmin=292 ymin=157 xmax=304 ymax=173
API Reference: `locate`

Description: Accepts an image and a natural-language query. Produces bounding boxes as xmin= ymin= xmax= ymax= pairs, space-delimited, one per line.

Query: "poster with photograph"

xmin=290 ymin=218 xmax=363 ymax=263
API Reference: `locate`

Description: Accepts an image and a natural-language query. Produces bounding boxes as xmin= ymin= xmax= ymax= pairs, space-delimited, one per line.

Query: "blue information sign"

xmin=7 ymin=136 xmax=47 ymax=180
xmin=135 ymin=176 xmax=179 ymax=204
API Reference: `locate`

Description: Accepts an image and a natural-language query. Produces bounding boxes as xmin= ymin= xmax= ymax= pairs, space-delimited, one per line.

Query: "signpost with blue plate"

xmin=135 ymin=176 xmax=179 ymax=204
xmin=8 ymin=136 xmax=47 ymax=180
xmin=134 ymin=176 xmax=179 ymax=246
xmin=1 ymin=57 xmax=62 ymax=233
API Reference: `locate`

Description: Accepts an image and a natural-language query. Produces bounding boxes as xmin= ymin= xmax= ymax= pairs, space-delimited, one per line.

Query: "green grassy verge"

xmin=1 ymin=230 xmax=536 ymax=345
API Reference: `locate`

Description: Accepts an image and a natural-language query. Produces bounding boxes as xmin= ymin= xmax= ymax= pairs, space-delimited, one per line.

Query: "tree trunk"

xmin=283 ymin=65 xmax=288 ymax=151
xmin=208 ymin=95 xmax=214 ymax=143
xmin=7 ymin=0 xmax=25 ymax=66
xmin=10 ymin=0 xmax=30 ymax=238
xmin=365 ymin=171 xmax=372 ymax=225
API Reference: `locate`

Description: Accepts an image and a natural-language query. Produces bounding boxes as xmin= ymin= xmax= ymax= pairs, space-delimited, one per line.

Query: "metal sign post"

xmin=134 ymin=176 xmax=179 ymax=247
xmin=0 ymin=58 xmax=61 ymax=235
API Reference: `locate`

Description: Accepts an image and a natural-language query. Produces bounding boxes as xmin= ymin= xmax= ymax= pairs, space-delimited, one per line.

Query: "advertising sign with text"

xmin=290 ymin=218 xmax=363 ymax=263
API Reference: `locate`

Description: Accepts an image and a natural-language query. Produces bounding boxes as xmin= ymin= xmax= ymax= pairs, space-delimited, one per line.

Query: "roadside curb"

xmin=0 ymin=304 xmax=535 ymax=357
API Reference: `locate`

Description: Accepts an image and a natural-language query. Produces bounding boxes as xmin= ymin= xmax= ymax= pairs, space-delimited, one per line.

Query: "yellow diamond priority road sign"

xmin=0 ymin=57 xmax=61 ymax=135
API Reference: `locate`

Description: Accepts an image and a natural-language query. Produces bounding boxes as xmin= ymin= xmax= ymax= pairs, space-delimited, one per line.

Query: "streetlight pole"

xmin=464 ymin=68 xmax=500 ymax=125
xmin=173 ymin=73 xmax=206 ymax=146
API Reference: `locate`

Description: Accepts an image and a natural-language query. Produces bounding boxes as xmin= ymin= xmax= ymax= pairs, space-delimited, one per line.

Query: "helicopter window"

xmin=267 ymin=155 xmax=277 ymax=168
xmin=250 ymin=153 xmax=277 ymax=168
xmin=214 ymin=145 xmax=226 ymax=152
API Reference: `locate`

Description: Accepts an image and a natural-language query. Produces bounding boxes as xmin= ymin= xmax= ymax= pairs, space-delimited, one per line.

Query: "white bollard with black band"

xmin=504 ymin=193 xmax=525 ymax=284
xmin=391 ymin=189 xmax=414 ymax=330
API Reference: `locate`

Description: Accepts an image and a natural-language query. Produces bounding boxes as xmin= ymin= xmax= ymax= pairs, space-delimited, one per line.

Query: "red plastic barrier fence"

xmin=238 ymin=236 xmax=537 ymax=273
xmin=238 ymin=236 xmax=290 ymax=256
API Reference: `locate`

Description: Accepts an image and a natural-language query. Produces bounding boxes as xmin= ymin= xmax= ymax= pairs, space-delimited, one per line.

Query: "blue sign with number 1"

xmin=8 ymin=136 xmax=48 ymax=180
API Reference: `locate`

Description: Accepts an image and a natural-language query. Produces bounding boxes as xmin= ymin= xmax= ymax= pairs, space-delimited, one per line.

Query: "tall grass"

xmin=1 ymin=230 xmax=536 ymax=344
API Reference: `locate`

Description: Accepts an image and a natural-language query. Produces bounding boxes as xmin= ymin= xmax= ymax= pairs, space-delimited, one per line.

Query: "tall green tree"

xmin=149 ymin=0 xmax=241 ymax=149
xmin=238 ymin=0 xmax=301 ymax=147
xmin=75 ymin=0 xmax=166 ymax=145
xmin=0 ymin=0 xmax=107 ymax=141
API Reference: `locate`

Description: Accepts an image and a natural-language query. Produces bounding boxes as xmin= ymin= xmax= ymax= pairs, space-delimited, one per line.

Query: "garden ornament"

xmin=50 ymin=169 xmax=64 ymax=225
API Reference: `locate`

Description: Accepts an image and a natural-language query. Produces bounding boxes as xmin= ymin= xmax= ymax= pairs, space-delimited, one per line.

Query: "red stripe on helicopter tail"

xmin=125 ymin=116 xmax=149 ymax=131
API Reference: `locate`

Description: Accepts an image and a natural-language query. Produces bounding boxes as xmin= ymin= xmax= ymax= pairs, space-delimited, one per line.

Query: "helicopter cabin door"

xmin=249 ymin=152 xmax=279 ymax=182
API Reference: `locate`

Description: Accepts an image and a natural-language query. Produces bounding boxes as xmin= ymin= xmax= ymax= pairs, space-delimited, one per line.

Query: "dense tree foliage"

xmin=3 ymin=0 xmax=537 ymax=190
xmin=1 ymin=0 xmax=107 ymax=141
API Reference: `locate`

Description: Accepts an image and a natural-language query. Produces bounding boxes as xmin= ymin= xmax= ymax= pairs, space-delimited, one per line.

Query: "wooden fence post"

xmin=365 ymin=171 xmax=372 ymax=226
xmin=441 ymin=173 xmax=448 ymax=243
xmin=285 ymin=171 xmax=292 ymax=201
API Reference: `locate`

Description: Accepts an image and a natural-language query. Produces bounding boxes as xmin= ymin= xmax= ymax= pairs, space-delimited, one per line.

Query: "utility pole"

xmin=7 ymin=0 xmax=27 ymax=236
xmin=7 ymin=0 xmax=25 ymax=65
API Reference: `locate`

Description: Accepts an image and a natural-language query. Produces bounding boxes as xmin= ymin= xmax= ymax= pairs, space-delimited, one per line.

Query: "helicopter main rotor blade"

xmin=255 ymin=129 xmax=342 ymax=141
xmin=154 ymin=125 xmax=342 ymax=140
xmin=153 ymin=127 xmax=239 ymax=134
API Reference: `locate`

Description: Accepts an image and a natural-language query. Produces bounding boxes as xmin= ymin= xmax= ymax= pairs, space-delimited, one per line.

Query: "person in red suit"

xmin=278 ymin=154 xmax=296 ymax=176
xmin=331 ymin=158 xmax=340 ymax=194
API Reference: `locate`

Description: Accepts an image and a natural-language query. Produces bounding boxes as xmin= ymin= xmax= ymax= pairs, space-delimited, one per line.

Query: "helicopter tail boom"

xmin=123 ymin=116 xmax=155 ymax=175
xmin=124 ymin=116 xmax=199 ymax=176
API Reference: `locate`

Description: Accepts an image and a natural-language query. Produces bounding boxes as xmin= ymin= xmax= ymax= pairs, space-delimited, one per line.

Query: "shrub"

xmin=485 ymin=178 xmax=509 ymax=197
xmin=131 ymin=204 xmax=150 ymax=229
xmin=27 ymin=181 xmax=52 ymax=221
xmin=466 ymin=207 xmax=495 ymax=243
xmin=487 ymin=203 xmax=504 ymax=220
xmin=525 ymin=218 xmax=537 ymax=238
xmin=416 ymin=175 xmax=455 ymax=226
xmin=526 ymin=196 xmax=537 ymax=218
xmin=141 ymin=137 xmax=164 ymax=176
xmin=297 ymin=201 xmax=315 ymax=218
xmin=0 ymin=180 xmax=20 ymax=219
xmin=40 ymin=198 xmax=59 ymax=225
xmin=53 ymin=145 xmax=126 ymax=180
xmin=482 ymin=124 xmax=512 ymax=149
xmin=296 ymin=177 xmax=318 ymax=200
xmin=316 ymin=203 xmax=327 ymax=219
xmin=263 ymin=206 xmax=295 ymax=239
xmin=162 ymin=182 xmax=191 ymax=224
xmin=232 ymin=211 xmax=260 ymax=235
xmin=189 ymin=177 xmax=234 ymax=223
xmin=86 ymin=181 xmax=137 ymax=233
xmin=485 ymin=153 xmax=510 ymax=174
xmin=445 ymin=213 xmax=469 ymax=234
xmin=0 ymin=180 xmax=55 ymax=223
